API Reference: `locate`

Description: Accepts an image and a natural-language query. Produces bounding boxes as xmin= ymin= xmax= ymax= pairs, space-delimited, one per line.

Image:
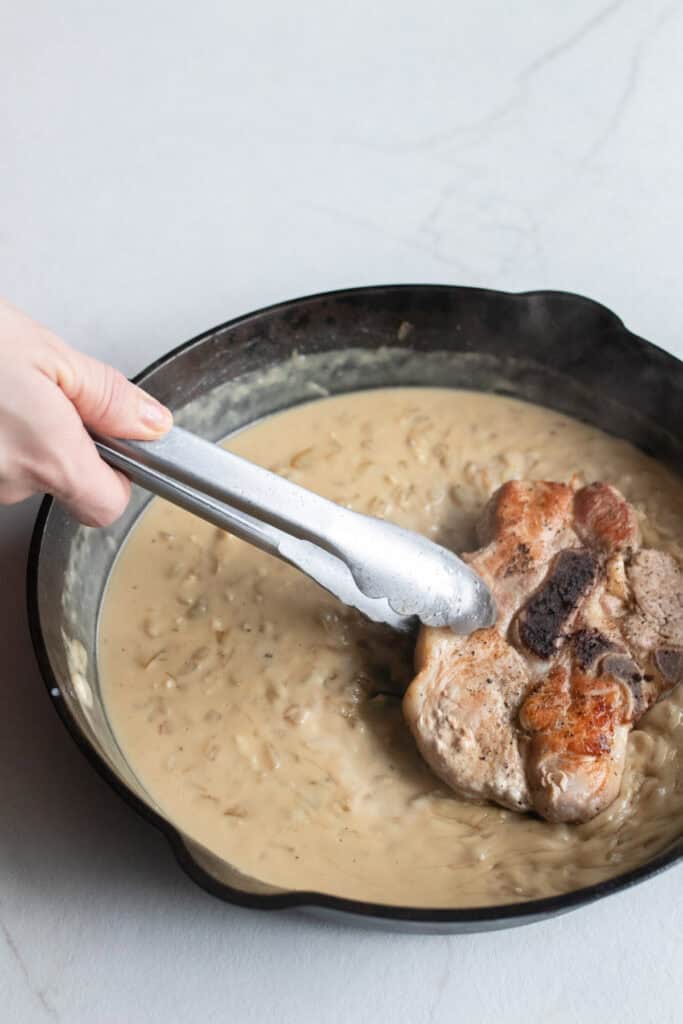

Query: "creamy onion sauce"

xmin=99 ymin=389 xmax=683 ymax=906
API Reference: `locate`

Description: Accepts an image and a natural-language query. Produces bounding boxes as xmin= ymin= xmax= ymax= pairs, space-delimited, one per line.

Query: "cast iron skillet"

xmin=27 ymin=285 xmax=683 ymax=933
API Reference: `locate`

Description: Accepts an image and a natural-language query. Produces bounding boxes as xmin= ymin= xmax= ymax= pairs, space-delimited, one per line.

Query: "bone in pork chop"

xmin=403 ymin=481 xmax=683 ymax=823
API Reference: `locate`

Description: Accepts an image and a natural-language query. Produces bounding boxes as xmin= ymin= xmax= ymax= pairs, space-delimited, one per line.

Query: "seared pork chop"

xmin=403 ymin=481 xmax=683 ymax=823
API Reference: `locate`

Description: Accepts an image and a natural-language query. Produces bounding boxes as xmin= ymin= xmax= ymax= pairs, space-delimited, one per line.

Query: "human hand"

xmin=0 ymin=299 xmax=172 ymax=526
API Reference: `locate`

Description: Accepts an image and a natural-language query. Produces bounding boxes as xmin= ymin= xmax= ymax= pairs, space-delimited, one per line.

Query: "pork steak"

xmin=403 ymin=481 xmax=683 ymax=823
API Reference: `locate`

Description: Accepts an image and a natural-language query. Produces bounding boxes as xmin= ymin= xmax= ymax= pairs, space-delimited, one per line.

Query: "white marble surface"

xmin=2 ymin=2 xmax=683 ymax=1020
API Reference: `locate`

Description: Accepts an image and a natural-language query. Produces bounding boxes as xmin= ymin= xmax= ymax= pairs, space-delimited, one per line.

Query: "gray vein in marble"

xmin=345 ymin=0 xmax=629 ymax=153
xmin=297 ymin=199 xmax=481 ymax=275
xmin=473 ymin=0 xmax=683 ymax=276
xmin=0 ymin=912 xmax=59 ymax=1021
xmin=521 ymin=0 xmax=627 ymax=80
xmin=492 ymin=211 xmax=545 ymax=279
xmin=415 ymin=0 xmax=683 ymax=274
xmin=441 ymin=0 xmax=629 ymax=149
xmin=583 ymin=0 xmax=683 ymax=161
xmin=303 ymin=0 xmax=672 ymax=284
xmin=318 ymin=1 xmax=672 ymax=278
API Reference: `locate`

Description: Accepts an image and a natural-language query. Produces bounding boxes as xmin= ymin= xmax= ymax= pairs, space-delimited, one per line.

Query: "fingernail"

xmin=140 ymin=399 xmax=172 ymax=431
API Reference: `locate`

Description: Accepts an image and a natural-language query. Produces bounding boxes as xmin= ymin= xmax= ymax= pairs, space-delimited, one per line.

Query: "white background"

xmin=2 ymin=2 xmax=683 ymax=1021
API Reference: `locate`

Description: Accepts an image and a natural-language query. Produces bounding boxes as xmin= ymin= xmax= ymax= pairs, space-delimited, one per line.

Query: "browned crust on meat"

xmin=574 ymin=482 xmax=639 ymax=552
xmin=474 ymin=481 xmax=575 ymax=575
xmin=519 ymin=662 xmax=631 ymax=822
xmin=520 ymin=663 xmax=630 ymax=759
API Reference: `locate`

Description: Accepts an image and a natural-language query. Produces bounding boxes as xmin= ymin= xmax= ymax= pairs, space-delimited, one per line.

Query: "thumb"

xmin=54 ymin=345 xmax=173 ymax=439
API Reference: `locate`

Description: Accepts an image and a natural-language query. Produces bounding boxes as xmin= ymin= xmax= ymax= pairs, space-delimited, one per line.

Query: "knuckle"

xmin=58 ymin=490 xmax=115 ymax=527
xmin=64 ymin=473 xmax=129 ymax=528
xmin=89 ymin=365 xmax=126 ymax=423
xmin=83 ymin=490 xmax=128 ymax=528
xmin=70 ymin=359 xmax=130 ymax=427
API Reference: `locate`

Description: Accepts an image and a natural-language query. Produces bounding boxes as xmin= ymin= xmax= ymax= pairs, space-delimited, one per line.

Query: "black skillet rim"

xmin=26 ymin=283 xmax=683 ymax=927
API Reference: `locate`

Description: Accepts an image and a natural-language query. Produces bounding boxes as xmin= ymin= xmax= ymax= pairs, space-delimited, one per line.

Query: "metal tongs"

xmin=93 ymin=426 xmax=495 ymax=634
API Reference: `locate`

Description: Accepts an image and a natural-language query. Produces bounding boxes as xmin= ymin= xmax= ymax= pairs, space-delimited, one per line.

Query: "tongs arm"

xmin=92 ymin=426 xmax=495 ymax=635
xmin=92 ymin=431 xmax=417 ymax=631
